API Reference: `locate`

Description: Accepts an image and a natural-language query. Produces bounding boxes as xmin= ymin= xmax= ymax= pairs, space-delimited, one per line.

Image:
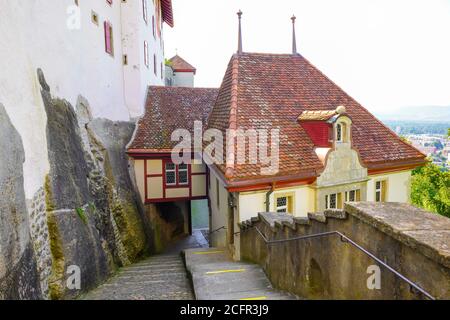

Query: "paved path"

xmin=83 ymin=230 xmax=207 ymax=300
xmin=184 ymin=248 xmax=297 ymax=300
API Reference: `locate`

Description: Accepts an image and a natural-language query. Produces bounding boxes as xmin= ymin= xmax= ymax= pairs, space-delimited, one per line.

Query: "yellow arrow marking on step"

xmin=240 ymin=296 xmax=267 ymax=300
xmin=205 ymin=269 xmax=246 ymax=275
xmin=192 ymin=250 xmax=224 ymax=255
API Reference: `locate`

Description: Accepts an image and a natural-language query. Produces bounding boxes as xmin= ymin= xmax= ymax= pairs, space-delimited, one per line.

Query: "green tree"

xmin=411 ymin=163 xmax=450 ymax=217
xmin=447 ymin=128 xmax=450 ymax=138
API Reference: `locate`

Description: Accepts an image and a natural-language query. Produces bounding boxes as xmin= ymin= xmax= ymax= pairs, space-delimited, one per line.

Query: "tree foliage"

xmin=411 ymin=163 xmax=450 ymax=217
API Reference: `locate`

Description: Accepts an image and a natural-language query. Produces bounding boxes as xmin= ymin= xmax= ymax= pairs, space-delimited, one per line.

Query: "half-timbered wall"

xmin=133 ymin=158 xmax=207 ymax=203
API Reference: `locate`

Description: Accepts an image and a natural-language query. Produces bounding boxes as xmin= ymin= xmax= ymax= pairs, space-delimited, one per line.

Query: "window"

xmin=161 ymin=62 xmax=163 ymax=79
xmin=165 ymin=163 xmax=176 ymax=185
xmin=143 ymin=0 xmax=148 ymax=24
xmin=144 ymin=41 xmax=149 ymax=68
xmin=336 ymin=122 xmax=348 ymax=143
xmin=178 ymin=164 xmax=188 ymax=185
xmin=345 ymin=189 xmax=361 ymax=202
xmin=216 ymin=178 xmax=220 ymax=208
xmin=106 ymin=0 xmax=113 ymax=5
xmin=325 ymin=193 xmax=343 ymax=209
xmin=276 ymin=197 xmax=288 ymax=213
xmin=326 ymin=194 xmax=337 ymax=209
xmin=275 ymin=194 xmax=293 ymax=214
xmin=375 ymin=180 xmax=387 ymax=202
xmin=153 ymin=54 xmax=157 ymax=75
xmin=152 ymin=16 xmax=156 ymax=38
xmin=91 ymin=11 xmax=99 ymax=25
xmin=336 ymin=123 xmax=342 ymax=142
xmin=104 ymin=21 xmax=114 ymax=56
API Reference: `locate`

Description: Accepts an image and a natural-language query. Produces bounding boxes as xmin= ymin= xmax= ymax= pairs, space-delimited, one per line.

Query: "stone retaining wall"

xmin=240 ymin=202 xmax=450 ymax=300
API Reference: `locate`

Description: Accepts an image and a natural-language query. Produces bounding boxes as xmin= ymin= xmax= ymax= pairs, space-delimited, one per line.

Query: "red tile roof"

xmin=206 ymin=52 xmax=426 ymax=183
xmin=169 ymin=55 xmax=197 ymax=74
xmin=128 ymin=86 xmax=219 ymax=152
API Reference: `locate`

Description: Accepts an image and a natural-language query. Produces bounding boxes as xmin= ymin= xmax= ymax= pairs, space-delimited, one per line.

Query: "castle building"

xmin=165 ymin=55 xmax=197 ymax=87
xmin=0 ymin=0 xmax=173 ymax=201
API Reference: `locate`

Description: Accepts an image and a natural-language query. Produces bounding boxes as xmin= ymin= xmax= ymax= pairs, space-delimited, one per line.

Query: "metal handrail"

xmin=247 ymin=226 xmax=436 ymax=300
xmin=209 ymin=226 xmax=226 ymax=235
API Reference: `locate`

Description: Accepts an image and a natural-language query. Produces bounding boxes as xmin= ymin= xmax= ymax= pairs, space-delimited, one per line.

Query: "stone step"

xmin=183 ymin=247 xmax=299 ymax=301
xmin=210 ymin=289 xmax=297 ymax=300
xmin=121 ymin=264 xmax=185 ymax=272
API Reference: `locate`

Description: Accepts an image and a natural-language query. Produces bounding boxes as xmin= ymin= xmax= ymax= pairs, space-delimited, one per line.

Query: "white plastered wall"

xmin=0 ymin=0 xmax=165 ymax=200
xmin=367 ymin=170 xmax=412 ymax=203
xmin=208 ymin=171 xmax=229 ymax=248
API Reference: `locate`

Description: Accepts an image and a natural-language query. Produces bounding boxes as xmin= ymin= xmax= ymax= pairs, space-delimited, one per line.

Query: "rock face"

xmin=33 ymin=69 xmax=149 ymax=299
xmin=0 ymin=103 xmax=41 ymax=299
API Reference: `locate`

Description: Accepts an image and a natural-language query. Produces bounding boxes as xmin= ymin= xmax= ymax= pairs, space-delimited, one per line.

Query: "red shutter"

xmin=104 ymin=21 xmax=112 ymax=54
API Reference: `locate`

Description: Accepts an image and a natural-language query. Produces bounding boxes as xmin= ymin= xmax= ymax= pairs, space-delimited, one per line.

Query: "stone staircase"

xmin=184 ymin=248 xmax=297 ymax=300
xmin=83 ymin=254 xmax=194 ymax=300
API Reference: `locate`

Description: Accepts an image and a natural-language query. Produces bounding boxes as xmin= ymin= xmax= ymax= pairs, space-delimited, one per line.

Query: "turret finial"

xmin=291 ymin=15 xmax=298 ymax=55
xmin=237 ymin=10 xmax=243 ymax=54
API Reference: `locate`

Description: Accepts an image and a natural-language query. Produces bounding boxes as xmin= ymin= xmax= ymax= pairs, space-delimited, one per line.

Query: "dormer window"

xmin=298 ymin=105 xmax=350 ymax=148
xmin=336 ymin=123 xmax=343 ymax=142
xmin=336 ymin=122 xmax=347 ymax=142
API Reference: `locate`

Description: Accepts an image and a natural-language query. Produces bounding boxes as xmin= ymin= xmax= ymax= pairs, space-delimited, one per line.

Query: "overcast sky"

xmin=164 ymin=0 xmax=450 ymax=114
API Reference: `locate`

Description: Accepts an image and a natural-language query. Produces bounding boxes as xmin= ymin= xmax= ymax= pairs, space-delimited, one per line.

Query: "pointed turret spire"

xmin=237 ymin=10 xmax=243 ymax=54
xmin=291 ymin=15 xmax=298 ymax=55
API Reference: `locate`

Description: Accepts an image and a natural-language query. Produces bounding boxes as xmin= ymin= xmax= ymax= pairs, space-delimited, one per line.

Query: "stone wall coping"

xmin=239 ymin=209 xmax=347 ymax=233
xmin=345 ymin=202 xmax=450 ymax=269
xmin=239 ymin=202 xmax=450 ymax=269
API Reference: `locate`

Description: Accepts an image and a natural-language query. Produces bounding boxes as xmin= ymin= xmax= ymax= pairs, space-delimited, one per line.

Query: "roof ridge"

xmin=224 ymin=54 xmax=240 ymax=178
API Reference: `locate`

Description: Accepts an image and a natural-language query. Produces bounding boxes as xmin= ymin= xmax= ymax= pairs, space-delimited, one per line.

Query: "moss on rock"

xmin=44 ymin=175 xmax=65 ymax=300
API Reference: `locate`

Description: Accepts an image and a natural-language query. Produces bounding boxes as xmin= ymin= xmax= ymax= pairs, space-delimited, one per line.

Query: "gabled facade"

xmin=127 ymin=86 xmax=219 ymax=203
xmin=165 ymin=55 xmax=197 ymax=87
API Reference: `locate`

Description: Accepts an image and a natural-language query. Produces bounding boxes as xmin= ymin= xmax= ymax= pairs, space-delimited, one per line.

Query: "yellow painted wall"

xmin=192 ymin=174 xmax=207 ymax=197
xmin=147 ymin=176 xmax=163 ymax=199
xmin=239 ymin=192 xmax=266 ymax=222
xmin=191 ymin=163 xmax=206 ymax=174
xmin=146 ymin=159 xmax=162 ymax=175
xmin=134 ymin=159 xmax=145 ymax=202
xmin=367 ymin=170 xmax=412 ymax=203
xmin=238 ymin=185 xmax=315 ymax=221
xmin=166 ymin=187 xmax=189 ymax=198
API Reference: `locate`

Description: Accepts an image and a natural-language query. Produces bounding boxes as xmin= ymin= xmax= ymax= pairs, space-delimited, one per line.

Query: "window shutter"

xmin=337 ymin=193 xmax=343 ymax=209
xmin=104 ymin=21 xmax=111 ymax=54
xmin=381 ymin=180 xmax=387 ymax=202
xmin=144 ymin=41 xmax=148 ymax=67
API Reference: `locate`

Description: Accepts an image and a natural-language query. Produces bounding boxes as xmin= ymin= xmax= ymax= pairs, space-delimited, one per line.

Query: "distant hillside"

xmin=382 ymin=120 xmax=449 ymax=135
xmin=375 ymin=106 xmax=450 ymax=122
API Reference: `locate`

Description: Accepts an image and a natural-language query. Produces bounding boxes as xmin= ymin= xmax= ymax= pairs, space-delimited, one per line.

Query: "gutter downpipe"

xmin=265 ymin=183 xmax=275 ymax=212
